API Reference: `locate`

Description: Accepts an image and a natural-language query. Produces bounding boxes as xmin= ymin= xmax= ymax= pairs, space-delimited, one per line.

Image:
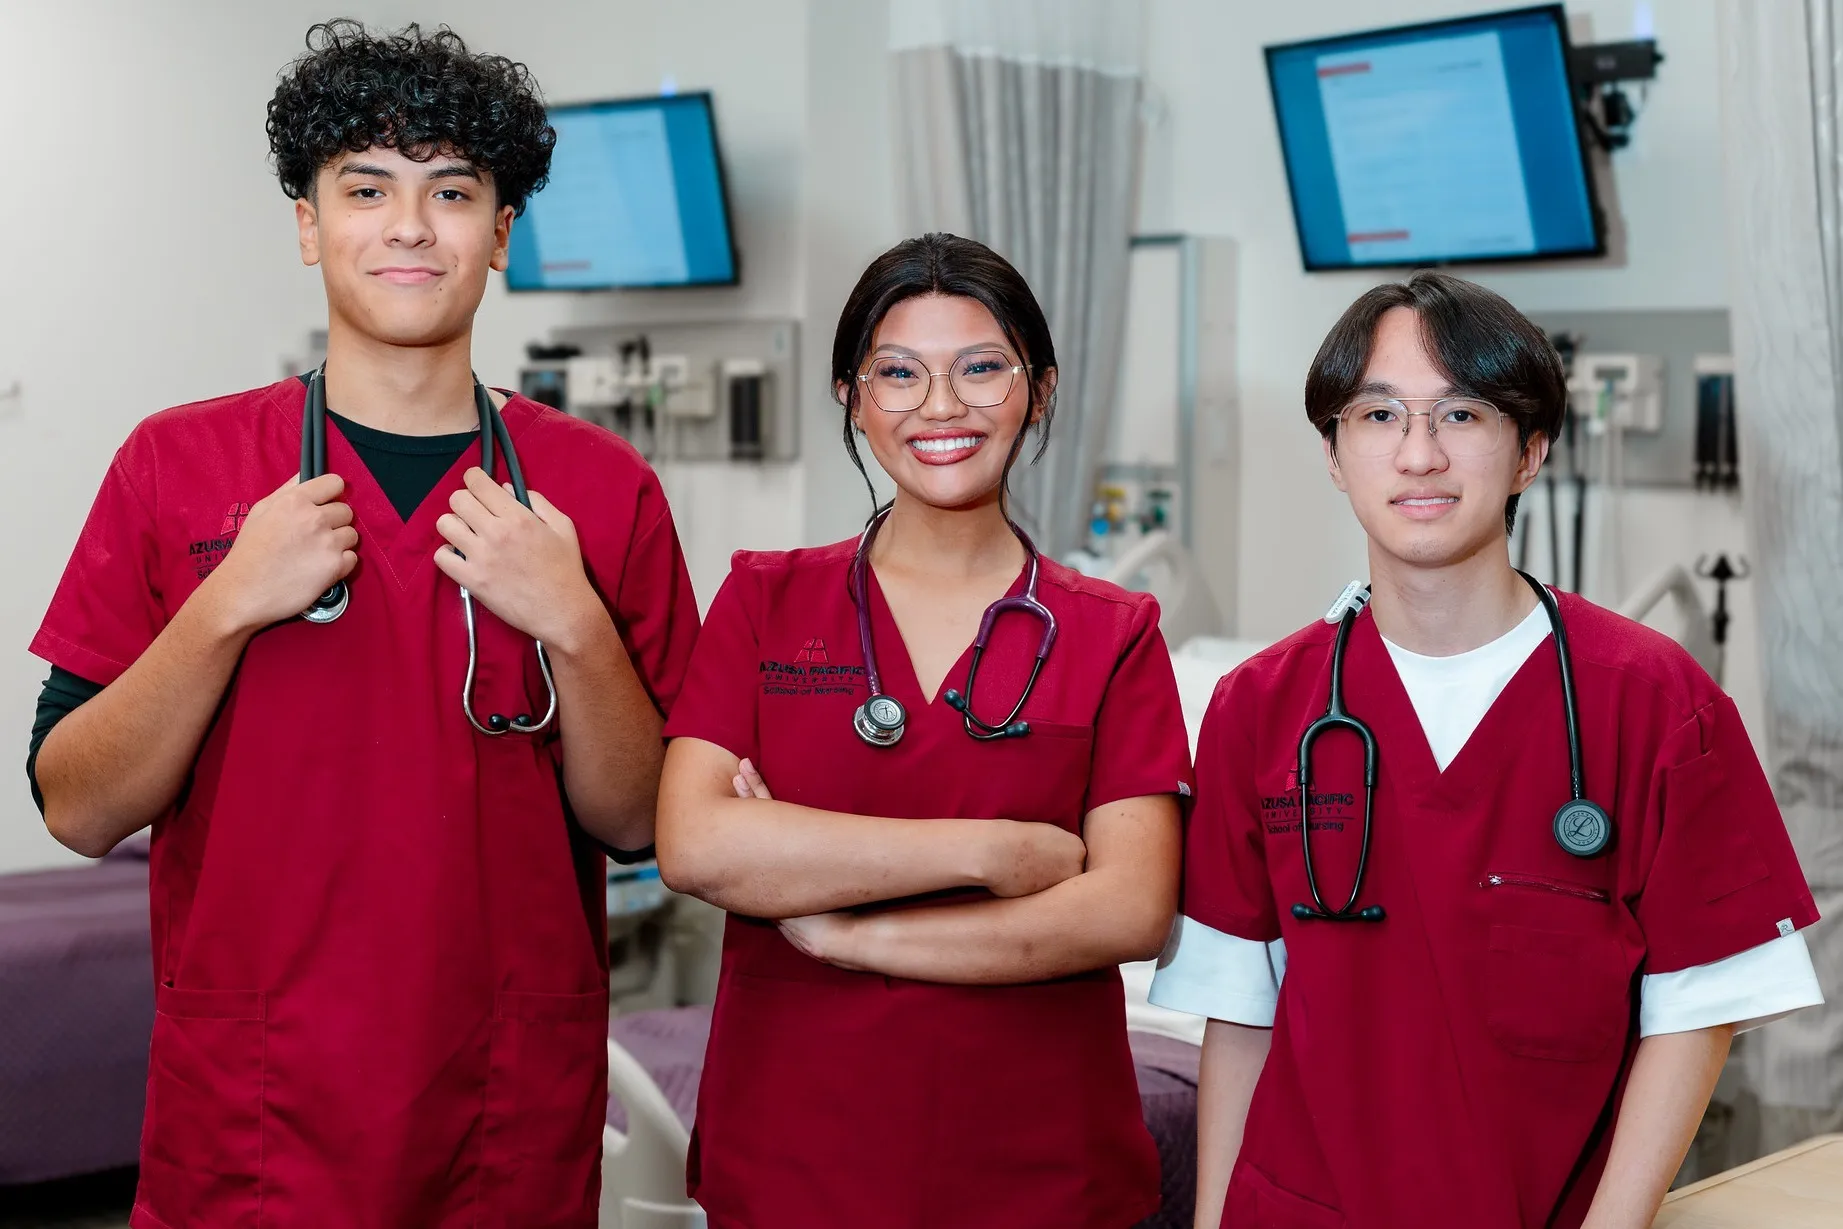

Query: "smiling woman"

xmin=653 ymin=234 xmax=1194 ymax=1228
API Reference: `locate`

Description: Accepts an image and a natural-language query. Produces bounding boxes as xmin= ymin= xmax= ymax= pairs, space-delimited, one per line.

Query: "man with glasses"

xmin=1152 ymin=272 xmax=1821 ymax=1228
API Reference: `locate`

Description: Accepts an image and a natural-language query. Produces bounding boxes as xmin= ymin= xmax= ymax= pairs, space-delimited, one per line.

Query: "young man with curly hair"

xmin=28 ymin=22 xmax=698 ymax=1228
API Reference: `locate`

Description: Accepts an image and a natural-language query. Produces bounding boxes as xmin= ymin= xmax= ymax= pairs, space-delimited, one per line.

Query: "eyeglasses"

xmin=858 ymin=351 xmax=1029 ymax=413
xmin=1336 ymin=396 xmax=1506 ymax=458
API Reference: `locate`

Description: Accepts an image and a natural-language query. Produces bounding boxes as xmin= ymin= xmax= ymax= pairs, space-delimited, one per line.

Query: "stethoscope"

xmin=1292 ymin=570 xmax=1613 ymax=923
xmin=849 ymin=508 xmax=1059 ymax=747
xmin=296 ymin=367 xmax=558 ymax=737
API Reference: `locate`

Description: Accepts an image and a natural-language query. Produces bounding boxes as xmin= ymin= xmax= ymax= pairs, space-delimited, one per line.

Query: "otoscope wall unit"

xmin=521 ymin=318 xmax=798 ymax=464
xmin=1527 ymin=309 xmax=1731 ymax=489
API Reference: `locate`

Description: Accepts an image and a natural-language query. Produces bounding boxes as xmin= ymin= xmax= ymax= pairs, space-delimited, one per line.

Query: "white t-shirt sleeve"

xmin=1638 ymin=932 xmax=1824 ymax=1037
xmin=1147 ymin=914 xmax=1287 ymax=1026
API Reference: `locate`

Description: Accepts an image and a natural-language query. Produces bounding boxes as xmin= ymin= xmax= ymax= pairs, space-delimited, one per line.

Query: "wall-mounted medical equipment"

xmin=521 ymin=319 xmax=797 ymax=463
xmin=508 ymin=92 xmax=739 ymax=291
xmin=1570 ymin=352 xmax=1664 ymax=434
xmin=1265 ymin=5 xmax=1603 ymax=271
xmin=1694 ymin=553 xmax=1749 ymax=685
xmin=1693 ymin=355 xmax=1739 ymax=490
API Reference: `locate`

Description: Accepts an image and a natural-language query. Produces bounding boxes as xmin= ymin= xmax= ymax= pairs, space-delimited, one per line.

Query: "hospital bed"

xmin=0 ymin=838 xmax=153 ymax=1184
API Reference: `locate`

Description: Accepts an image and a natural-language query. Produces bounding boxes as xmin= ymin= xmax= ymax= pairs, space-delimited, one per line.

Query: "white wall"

xmin=1143 ymin=0 xmax=1761 ymax=733
xmin=0 ymin=1 xmax=332 ymax=872
xmin=800 ymin=0 xmax=903 ymax=543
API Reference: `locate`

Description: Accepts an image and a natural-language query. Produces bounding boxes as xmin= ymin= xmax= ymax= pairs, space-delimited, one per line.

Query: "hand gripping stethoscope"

xmin=849 ymin=508 xmax=1059 ymax=747
xmin=1292 ymin=570 xmax=1613 ymax=923
xmin=296 ymin=367 xmax=558 ymax=737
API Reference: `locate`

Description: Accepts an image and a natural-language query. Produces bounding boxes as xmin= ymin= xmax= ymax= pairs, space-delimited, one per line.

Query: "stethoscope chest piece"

xmin=1553 ymin=798 xmax=1613 ymax=858
xmin=854 ymin=693 xmax=907 ymax=747
xmin=301 ymin=582 xmax=349 ymax=625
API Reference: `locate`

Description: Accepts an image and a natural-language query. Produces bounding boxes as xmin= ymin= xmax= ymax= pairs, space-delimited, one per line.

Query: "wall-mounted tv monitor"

xmin=1265 ymin=5 xmax=1603 ymax=271
xmin=508 ymin=91 xmax=739 ymax=290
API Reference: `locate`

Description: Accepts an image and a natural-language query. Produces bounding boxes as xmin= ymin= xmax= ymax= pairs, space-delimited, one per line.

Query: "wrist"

xmin=826 ymin=913 xmax=875 ymax=971
xmin=965 ymin=820 xmax=1014 ymax=890
xmin=191 ymin=567 xmax=266 ymax=640
xmin=539 ymin=583 xmax=611 ymax=657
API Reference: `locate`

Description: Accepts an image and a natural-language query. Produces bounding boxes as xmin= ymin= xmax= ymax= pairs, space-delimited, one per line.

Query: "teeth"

xmin=911 ymin=436 xmax=982 ymax=453
xmin=1399 ymin=497 xmax=1457 ymax=506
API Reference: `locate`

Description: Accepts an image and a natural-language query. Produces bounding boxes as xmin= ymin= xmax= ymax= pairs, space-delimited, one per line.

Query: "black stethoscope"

xmin=296 ymin=366 xmax=557 ymax=737
xmin=849 ymin=508 xmax=1060 ymax=747
xmin=1292 ymin=570 xmax=1613 ymax=923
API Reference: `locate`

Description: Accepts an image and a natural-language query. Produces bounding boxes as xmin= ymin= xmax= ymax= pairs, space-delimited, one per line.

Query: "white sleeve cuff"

xmin=1147 ymin=914 xmax=1285 ymax=1026
xmin=1639 ymin=932 xmax=1826 ymax=1037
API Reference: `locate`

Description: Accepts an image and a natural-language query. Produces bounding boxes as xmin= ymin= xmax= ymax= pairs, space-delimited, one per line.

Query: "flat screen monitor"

xmin=1264 ymin=5 xmax=1602 ymax=271
xmin=508 ymin=92 xmax=738 ymax=290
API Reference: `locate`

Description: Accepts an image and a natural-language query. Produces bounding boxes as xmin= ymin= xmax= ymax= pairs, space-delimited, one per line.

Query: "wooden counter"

xmin=1653 ymin=1134 xmax=1843 ymax=1227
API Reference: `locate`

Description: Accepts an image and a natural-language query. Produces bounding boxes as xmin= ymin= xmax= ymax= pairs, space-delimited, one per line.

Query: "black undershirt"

xmin=27 ymin=408 xmax=651 ymax=861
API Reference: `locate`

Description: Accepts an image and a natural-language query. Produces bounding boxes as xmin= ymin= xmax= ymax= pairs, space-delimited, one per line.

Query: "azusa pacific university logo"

xmin=760 ymin=640 xmax=864 ymax=698
xmin=189 ymin=501 xmax=251 ymax=580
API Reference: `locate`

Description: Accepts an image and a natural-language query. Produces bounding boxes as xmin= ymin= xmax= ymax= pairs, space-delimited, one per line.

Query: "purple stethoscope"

xmin=850 ymin=508 xmax=1059 ymax=747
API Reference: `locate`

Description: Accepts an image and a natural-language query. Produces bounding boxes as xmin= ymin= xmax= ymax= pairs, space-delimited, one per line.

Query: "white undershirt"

xmin=1149 ymin=605 xmax=1824 ymax=1036
xmin=1381 ymin=602 xmax=1550 ymax=771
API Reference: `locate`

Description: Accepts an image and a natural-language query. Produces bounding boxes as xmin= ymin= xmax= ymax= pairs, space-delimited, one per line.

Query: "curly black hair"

xmin=267 ymin=19 xmax=555 ymax=215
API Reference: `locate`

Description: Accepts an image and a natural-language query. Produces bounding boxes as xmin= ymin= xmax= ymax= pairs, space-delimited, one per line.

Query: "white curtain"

xmin=888 ymin=0 xmax=1146 ymax=554
xmin=1713 ymin=0 xmax=1843 ymax=1160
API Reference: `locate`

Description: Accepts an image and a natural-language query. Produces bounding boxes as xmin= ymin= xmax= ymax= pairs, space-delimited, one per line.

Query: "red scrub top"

xmin=1183 ymin=593 xmax=1818 ymax=1229
xmin=32 ymin=378 xmax=700 ymax=1229
xmin=663 ymin=540 xmax=1194 ymax=1229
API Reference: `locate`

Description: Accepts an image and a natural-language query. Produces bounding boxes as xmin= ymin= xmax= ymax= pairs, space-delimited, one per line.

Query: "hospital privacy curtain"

xmin=1715 ymin=0 xmax=1843 ymax=1156
xmin=887 ymin=0 xmax=1147 ymax=556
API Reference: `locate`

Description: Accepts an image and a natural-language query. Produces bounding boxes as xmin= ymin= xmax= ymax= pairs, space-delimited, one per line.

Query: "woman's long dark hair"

xmin=831 ymin=233 xmax=1058 ymax=520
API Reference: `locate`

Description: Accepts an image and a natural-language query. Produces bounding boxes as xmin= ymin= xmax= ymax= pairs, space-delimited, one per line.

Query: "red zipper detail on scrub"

xmin=1480 ymin=873 xmax=1611 ymax=903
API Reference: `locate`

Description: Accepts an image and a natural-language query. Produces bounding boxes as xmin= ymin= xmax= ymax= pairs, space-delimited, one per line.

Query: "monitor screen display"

xmin=1264 ymin=5 xmax=1602 ymax=270
xmin=508 ymin=92 xmax=738 ymax=290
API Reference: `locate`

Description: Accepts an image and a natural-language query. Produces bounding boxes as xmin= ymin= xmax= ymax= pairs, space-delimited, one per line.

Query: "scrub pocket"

xmin=1484 ymin=923 xmax=1628 ymax=1062
xmin=974 ymin=720 xmax=1095 ymax=830
xmin=477 ymin=989 xmax=609 ymax=1229
xmin=137 ymin=987 xmax=267 ymax=1227
xmin=1225 ymin=1160 xmax=1347 ymax=1228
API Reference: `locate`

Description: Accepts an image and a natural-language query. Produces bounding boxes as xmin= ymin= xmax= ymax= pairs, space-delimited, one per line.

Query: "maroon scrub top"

xmin=32 ymin=378 xmax=701 ymax=1229
xmin=663 ymin=541 xmax=1196 ymax=1229
xmin=1183 ymin=594 xmax=1818 ymax=1228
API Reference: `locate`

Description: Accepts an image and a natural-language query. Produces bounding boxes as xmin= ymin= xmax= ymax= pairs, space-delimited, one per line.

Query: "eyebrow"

xmin=871 ymin=342 xmax=1015 ymax=360
xmin=334 ymin=159 xmax=483 ymax=183
xmin=1352 ymin=378 xmax=1463 ymax=398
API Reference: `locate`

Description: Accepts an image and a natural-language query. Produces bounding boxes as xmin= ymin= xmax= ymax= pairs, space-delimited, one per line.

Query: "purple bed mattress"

xmin=0 ymin=844 xmax=154 ymax=1184
xmin=606 ymin=1007 xmax=1200 ymax=1229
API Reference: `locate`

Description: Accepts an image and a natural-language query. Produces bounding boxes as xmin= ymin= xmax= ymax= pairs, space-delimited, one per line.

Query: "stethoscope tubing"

xmin=298 ymin=366 xmax=557 ymax=737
